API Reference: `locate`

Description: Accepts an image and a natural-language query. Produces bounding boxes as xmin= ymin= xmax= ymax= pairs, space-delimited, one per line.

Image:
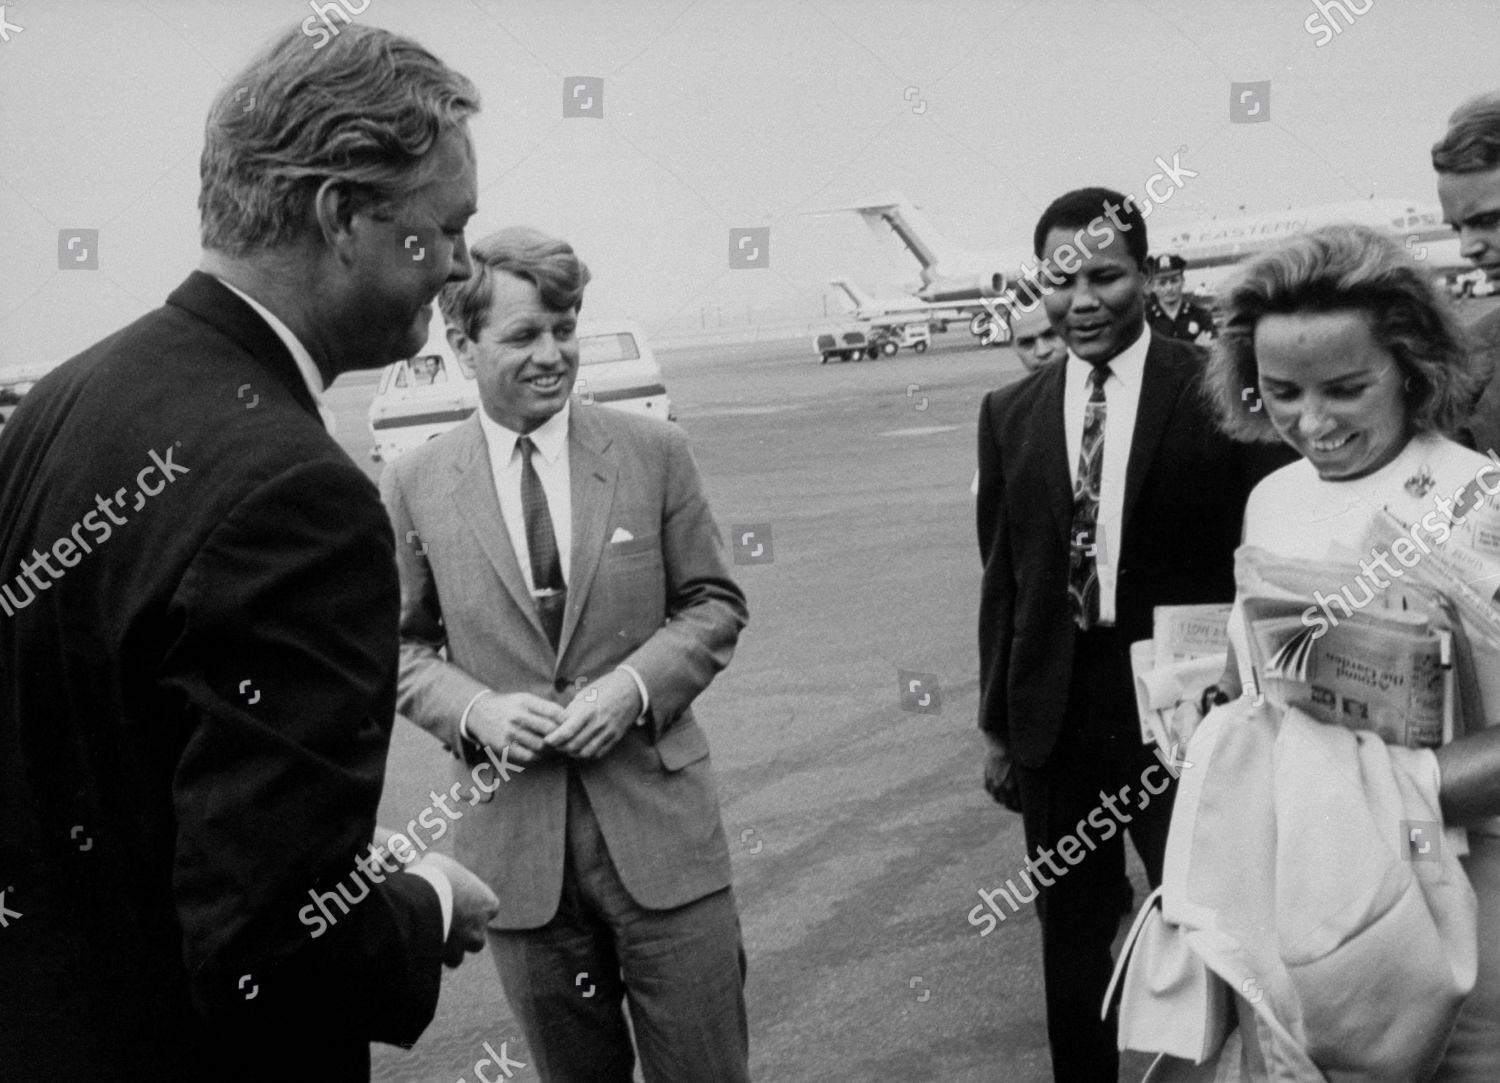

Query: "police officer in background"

xmin=1144 ymin=253 xmax=1216 ymax=344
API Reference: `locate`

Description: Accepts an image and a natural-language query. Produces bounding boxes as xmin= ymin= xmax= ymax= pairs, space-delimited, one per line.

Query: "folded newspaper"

xmin=1235 ymin=545 xmax=1478 ymax=750
xmin=1242 ymin=596 xmax=1449 ymax=748
xmin=1131 ymin=604 xmax=1232 ymax=750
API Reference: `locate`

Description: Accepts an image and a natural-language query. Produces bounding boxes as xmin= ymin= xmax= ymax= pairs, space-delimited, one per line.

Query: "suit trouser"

xmin=1436 ymin=833 xmax=1500 ymax=1080
xmin=1015 ymin=627 xmax=1176 ymax=1083
xmin=487 ymin=767 xmax=750 ymax=1083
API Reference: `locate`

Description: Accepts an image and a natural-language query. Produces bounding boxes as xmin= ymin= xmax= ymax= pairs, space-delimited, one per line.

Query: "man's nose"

xmin=449 ymin=236 xmax=473 ymax=282
xmin=1459 ymin=227 xmax=1487 ymax=262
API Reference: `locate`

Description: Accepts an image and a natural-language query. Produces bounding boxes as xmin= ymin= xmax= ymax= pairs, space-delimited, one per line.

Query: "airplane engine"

xmin=917 ymin=271 xmax=1007 ymax=302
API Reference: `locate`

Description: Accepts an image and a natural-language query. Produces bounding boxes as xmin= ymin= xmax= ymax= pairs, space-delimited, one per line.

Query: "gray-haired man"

xmin=0 ymin=23 xmax=497 ymax=1082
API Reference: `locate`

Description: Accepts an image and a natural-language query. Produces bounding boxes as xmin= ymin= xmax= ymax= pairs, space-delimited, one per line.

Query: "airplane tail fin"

xmin=829 ymin=278 xmax=871 ymax=313
xmin=807 ymin=193 xmax=960 ymax=276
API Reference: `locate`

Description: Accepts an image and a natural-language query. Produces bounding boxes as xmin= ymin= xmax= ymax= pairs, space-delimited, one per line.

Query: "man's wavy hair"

xmin=199 ymin=24 xmax=479 ymax=254
xmin=1204 ymin=224 xmax=1478 ymax=444
xmin=1432 ymin=91 xmax=1500 ymax=174
xmin=439 ymin=227 xmax=592 ymax=341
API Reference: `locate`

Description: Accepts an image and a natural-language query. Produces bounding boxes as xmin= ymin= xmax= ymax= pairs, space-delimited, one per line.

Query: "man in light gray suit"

xmin=381 ymin=226 xmax=750 ymax=1083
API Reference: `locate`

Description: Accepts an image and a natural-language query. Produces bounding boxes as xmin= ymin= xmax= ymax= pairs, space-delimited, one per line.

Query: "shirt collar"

xmin=213 ymin=276 xmax=332 ymax=430
xmin=478 ymin=401 xmax=571 ymax=465
xmin=1067 ymin=322 xmax=1150 ymax=389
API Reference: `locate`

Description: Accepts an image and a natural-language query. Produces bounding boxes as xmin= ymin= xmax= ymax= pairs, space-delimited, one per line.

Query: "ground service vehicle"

xmin=814 ymin=328 xmax=872 ymax=363
xmin=814 ymin=321 xmax=929 ymax=363
xmin=890 ymin=322 xmax=931 ymax=353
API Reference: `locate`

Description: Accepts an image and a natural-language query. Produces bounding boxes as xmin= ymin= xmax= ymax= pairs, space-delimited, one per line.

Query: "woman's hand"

xmin=1169 ymin=697 xmax=1207 ymax=752
xmin=1170 ymin=682 xmax=1235 ymax=751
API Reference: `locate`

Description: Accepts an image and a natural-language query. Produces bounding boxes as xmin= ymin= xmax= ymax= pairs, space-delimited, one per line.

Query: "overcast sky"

xmin=1 ymin=0 xmax=1496 ymax=362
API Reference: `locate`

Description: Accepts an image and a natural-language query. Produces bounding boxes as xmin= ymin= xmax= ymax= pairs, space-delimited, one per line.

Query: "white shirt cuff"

xmin=458 ymin=689 xmax=494 ymax=743
xmin=616 ymin=664 xmax=650 ymax=726
xmin=405 ymin=861 xmax=454 ymax=940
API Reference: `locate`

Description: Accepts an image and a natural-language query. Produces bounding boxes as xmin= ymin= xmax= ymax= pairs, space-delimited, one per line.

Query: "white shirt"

xmin=213 ymin=277 xmax=338 ymax=435
xmin=476 ymin=402 xmax=574 ymax=592
xmin=213 ymin=276 xmax=451 ymax=933
xmin=1241 ymin=430 xmax=1494 ymax=559
xmin=470 ymin=401 xmax=650 ymax=721
xmin=1062 ymin=327 xmax=1150 ymax=625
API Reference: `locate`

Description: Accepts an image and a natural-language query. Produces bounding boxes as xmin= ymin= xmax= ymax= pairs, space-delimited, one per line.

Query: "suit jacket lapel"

xmin=558 ymin=408 xmax=618 ymax=661
xmin=448 ymin=417 xmax=548 ymax=643
xmin=1121 ymin=335 xmax=1187 ymax=537
xmin=1037 ymin=362 xmax=1073 ymax=545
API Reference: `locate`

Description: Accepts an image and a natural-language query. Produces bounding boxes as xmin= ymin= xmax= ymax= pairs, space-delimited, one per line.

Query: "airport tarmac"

xmin=324 ymin=330 xmax=1157 ymax=1083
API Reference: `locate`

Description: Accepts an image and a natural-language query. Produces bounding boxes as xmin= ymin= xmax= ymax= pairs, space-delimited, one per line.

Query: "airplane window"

xmin=393 ymin=363 xmax=409 ymax=389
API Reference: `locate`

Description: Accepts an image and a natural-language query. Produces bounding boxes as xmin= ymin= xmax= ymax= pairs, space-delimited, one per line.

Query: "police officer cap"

xmin=1150 ymin=253 xmax=1186 ymax=274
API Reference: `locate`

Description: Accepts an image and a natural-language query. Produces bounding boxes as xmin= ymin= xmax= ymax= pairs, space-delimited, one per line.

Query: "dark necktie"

xmin=517 ymin=435 xmax=566 ymax=649
xmin=1068 ymin=363 xmax=1111 ymax=630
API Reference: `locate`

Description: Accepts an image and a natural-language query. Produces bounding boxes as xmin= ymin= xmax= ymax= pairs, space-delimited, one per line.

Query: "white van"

xmin=0 ymin=364 xmax=49 ymax=436
xmin=368 ymin=315 xmax=674 ymax=463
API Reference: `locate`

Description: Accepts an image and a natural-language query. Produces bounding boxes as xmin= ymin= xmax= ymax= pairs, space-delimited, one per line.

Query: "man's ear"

xmin=312 ymin=178 xmax=365 ymax=261
xmin=447 ymin=323 xmax=477 ymax=378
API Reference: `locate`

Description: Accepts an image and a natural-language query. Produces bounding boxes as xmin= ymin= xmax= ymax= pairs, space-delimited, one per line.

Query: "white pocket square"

xmin=610 ymin=527 xmax=635 ymax=544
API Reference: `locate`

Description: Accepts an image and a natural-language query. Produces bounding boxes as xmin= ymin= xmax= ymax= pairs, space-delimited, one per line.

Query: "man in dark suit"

xmin=1433 ymin=91 xmax=1500 ymax=456
xmin=383 ymin=227 xmax=751 ymax=1083
xmin=0 ymin=25 xmax=499 ymax=1082
xmin=976 ymin=188 xmax=1286 ymax=1081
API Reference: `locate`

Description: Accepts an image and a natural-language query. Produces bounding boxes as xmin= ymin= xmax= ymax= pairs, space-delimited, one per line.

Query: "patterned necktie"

xmin=517 ymin=435 xmax=566 ymax=649
xmin=1069 ymin=363 xmax=1111 ymax=630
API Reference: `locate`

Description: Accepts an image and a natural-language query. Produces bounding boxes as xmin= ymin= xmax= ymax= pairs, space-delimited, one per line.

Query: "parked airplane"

xmin=828 ymin=277 xmax=987 ymax=331
xmin=1158 ymin=201 xmax=1461 ymax=288
xmin=815 ymin=196 xmax=1029 ymax=305
xmin=819 ymin=192 xmax=1466 ymax=318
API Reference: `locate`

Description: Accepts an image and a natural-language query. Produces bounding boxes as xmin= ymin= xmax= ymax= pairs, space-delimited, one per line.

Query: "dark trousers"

xmin=487 ymin=769 xmax=750 ymax=1083
xmin=1016 ymin=628 xmax=1176 ymax=1083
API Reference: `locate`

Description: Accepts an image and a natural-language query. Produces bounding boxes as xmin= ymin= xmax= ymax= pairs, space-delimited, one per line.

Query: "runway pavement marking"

xmin=878 ymin=425 xmax=961 ymax=437
xmin=689 ymin=403 xmax=809 ymax=418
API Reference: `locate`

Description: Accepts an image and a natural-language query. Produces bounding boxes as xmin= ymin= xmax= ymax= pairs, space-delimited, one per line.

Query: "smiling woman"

xmin=1204 ymin=223 xmax=1479 ymax=449
xmin=1188 ymin=222 xmax=1500 ymax=1079
xmin=1253 ymin=313 xmax=1408 ymax=479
